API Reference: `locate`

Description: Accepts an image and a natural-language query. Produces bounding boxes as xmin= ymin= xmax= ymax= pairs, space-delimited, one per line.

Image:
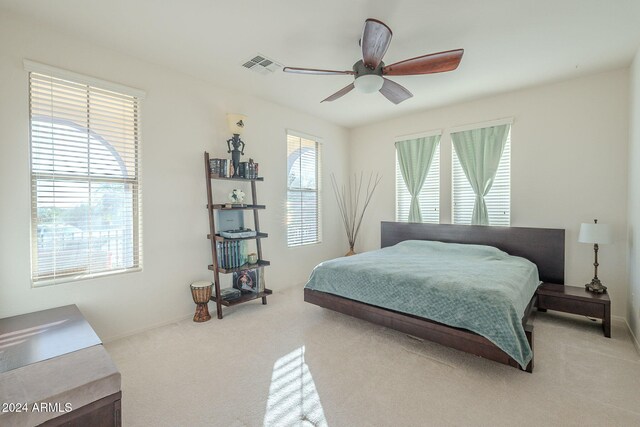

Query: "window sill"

xmin=32 ymin=266 xmax=142 ymax=288
xmin=287 ymin=240 xmax=323 ymax=249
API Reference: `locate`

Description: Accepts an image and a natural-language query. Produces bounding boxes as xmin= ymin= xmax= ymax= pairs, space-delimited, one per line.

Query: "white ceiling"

xmin=2 ymin=0 xmax=640 ymax=128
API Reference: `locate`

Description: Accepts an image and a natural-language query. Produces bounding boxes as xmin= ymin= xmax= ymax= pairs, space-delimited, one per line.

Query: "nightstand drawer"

xmin=538 ymin=294 xmax=605 ymax=318
xmin=537 ymin=283 xmax=611 ymax=337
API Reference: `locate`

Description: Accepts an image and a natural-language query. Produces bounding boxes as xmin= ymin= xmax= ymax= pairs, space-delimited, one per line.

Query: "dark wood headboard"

xmin=381 ymin=222 xmax=565 ymax=284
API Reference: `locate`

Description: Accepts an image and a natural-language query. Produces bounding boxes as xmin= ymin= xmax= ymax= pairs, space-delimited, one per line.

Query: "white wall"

xmin=629 ymin=49 xmax=640 ymax=347
xmin=349 ymin=69 xmax=629 ymax=318
xmin=0 ymin=12 xmax=349 ymax=341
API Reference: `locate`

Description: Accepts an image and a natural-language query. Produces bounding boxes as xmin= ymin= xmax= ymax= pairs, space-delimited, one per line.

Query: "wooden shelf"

xmin=209 ymin=175 xmax=264 ymax=182
xmin=208 ymin=260 xmax=270 ymax=274
xmin=208 ymin=232 xmax=268 ymax=242
xmin=211 ymin=289 xmax=273 ymax=306
xmin=208 ymin=204 xmax=265 ymax=210
xmin=204 ymin=151 xmax=271 ymax=319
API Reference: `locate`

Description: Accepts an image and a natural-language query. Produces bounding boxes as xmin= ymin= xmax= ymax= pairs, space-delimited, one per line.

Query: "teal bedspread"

xmin=304 ymin=240 xmax=540 ymax=368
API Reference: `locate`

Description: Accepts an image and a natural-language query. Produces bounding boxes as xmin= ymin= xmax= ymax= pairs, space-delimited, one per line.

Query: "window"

xmin=452 ymin=130 xmax=511 ymax=226
xmin=28 ymin=62 xmax=143 ymax=284
xmin=286 ymin=132 xmax=321 ymax=247
xmin=395 ymin=141 xmax=440 ymax=223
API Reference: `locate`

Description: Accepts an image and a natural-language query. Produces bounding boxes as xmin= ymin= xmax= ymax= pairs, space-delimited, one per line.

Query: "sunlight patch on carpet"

xmin=263 ymin=346 xmax=327 ymax=427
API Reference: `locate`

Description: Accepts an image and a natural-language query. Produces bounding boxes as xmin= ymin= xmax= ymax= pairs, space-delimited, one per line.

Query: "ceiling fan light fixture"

xmin=282 ymin=19 xmax=463 ymax=104
xmin=354 ymin=74 xmax=384 ymax=93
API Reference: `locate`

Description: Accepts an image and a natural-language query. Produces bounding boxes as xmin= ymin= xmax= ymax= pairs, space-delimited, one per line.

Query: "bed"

xmin=304 ymin=222 xmax=565 ymax=372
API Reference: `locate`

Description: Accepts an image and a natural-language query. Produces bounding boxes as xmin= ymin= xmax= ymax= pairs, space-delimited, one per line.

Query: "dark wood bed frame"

xmin=304 ymin=222 xmax=565 ymax=373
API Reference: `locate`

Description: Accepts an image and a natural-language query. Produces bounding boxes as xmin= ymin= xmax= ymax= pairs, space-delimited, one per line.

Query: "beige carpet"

xmin=106 ymin=286 xmax=640 ymax=427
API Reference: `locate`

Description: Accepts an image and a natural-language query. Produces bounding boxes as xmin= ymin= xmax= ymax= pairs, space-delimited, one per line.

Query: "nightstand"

xmin=537 ymin=283 xmax=611 ymax=337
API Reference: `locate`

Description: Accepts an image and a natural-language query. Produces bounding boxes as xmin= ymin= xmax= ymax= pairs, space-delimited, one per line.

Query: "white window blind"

xmin=287 ymin=133 xmax=321 ymax=247
xmin=395 ymin=142 xmax=440 ymax=223
xmin=29 ymin=68 xmax=143 ymax=285
xmin=452 ymin=130 xmax=510 ymax=226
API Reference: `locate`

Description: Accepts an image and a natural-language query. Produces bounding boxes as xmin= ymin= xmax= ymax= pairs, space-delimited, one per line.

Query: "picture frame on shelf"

xmin=233 ymin=269 xmax=258 ymax=294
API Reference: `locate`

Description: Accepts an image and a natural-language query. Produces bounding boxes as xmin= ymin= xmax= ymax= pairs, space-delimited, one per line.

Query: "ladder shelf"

xmin=204 ymin=151 xmax=270 ymax=319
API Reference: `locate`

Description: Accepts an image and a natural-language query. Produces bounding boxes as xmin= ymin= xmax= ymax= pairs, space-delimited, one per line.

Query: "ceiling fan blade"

xmin=321 ymin=83 xmax=355 ymax=102
xmin=383 ymin=49 xmax=464 ymax=76
xmin=379 ymin=78 xmax=413 ymax=104
xmin=283 ymin=67 xmax=354 ymax=75
xmin=361 ymin=18 xmax=392 ymax=69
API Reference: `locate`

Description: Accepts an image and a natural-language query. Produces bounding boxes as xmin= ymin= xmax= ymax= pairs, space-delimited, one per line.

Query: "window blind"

xmin=286 ymin=133 xmax=321 ymax=247
xmin=29 ymin=70 xmax=142 ymax=284
xmin=395 ymin=143 xmax=440 ymax=223
xmin=452 ymin=131 xmax=510 ymax=226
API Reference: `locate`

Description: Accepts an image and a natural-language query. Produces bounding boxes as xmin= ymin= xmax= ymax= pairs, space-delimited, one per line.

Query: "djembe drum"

xmin=190 ymin=281 xmax=213 ymax=322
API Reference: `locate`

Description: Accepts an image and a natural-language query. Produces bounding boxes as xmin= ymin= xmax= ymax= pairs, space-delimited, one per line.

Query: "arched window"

xmin=28 ymin=68 xmax=142 ymax=284
xmin=286 ymin=132 xmax=321 ymax=247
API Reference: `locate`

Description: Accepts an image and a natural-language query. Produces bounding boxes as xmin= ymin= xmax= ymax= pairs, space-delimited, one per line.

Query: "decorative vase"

xmin=230 ymin=147 xmax=242 ymax=178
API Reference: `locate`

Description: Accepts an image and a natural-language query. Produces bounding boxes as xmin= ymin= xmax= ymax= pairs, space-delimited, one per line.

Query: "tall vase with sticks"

xmin=330 ymin=172 xmax=382 ymax=256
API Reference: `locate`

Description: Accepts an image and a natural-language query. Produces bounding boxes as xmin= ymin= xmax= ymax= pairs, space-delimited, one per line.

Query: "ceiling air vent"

xmin=241 ymin=54 xmax=282 ymax=75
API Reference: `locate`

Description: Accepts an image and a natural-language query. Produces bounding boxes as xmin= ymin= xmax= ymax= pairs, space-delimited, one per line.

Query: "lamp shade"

xmin=227 ymin=114 xmax=246 ymax=135
xmin=578 ymin=222 xmax=613 ymax=244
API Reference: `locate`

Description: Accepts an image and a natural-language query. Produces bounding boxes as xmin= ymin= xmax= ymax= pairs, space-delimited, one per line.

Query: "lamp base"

xmin=585 ymin=277 xmax=607 ymax=294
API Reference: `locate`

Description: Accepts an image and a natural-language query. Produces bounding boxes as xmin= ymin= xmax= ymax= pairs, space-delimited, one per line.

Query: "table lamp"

xmin=226 ymin=113 xmax=247 ymax=177
xmin=578 ymin=219 xmax=613 ymax=294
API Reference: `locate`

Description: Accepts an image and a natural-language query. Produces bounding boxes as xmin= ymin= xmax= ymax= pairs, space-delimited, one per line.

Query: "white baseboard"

xmin=624 ymin=318 xmax=640 ymax=355
xmin=610 ymin=315 xmax=640 ymax=355
xmin=611 ymin=314 xmax=627 ymax=325
xmin=100 ymin=288 xmax=288 ymax=344
xmin=102 ymin=312 xmax=193 ymax=344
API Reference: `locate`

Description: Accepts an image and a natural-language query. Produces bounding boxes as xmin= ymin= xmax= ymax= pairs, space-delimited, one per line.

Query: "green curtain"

xmin=395 ymin=135 xmax=440 ymax=222
xmin=451 ymin=124 xmax=510 ymax=226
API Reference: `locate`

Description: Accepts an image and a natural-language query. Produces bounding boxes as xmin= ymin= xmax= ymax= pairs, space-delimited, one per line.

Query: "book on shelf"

xmin=208 ymin=158 xmax=219 ymax=177
xmin=219 ymin=287 xmax=241 ymax=301
xmin=246 ymin=159 xmax=258 ymax=179
xmin=209 ymin=156 xmax=259 ymax=179
xmin=209 ymin=158 xmax=232 ymax=178
xmin=215 ymin=240 xmax=248 ymax=270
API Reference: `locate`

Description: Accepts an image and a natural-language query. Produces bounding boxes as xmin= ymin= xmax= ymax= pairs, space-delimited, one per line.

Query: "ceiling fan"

xmin=283 ymin=19 xmax=464 ymax=105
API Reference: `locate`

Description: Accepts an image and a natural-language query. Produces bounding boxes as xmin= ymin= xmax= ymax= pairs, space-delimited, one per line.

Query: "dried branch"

xmin=331 ymin=175 xmax=350 ymax=240
xmin=330 ymin=172 xmax=382 ymax=252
